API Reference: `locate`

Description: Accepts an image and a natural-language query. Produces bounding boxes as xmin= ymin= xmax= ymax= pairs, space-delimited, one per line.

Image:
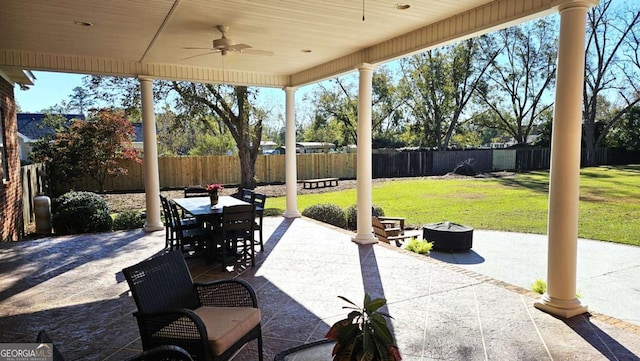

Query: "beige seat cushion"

xmin=193 ymin=306 xmax=261 ymax=356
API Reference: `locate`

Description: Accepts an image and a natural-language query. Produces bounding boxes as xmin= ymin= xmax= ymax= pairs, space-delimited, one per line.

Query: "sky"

xmin=15 ymin=71 xmax=88 ymax=113
xmin=14 ymin=70 xmax=323 ymax=116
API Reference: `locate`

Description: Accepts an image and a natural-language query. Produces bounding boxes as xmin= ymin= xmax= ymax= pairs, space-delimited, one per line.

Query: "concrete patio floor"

xmin=1 ymin=216 xmax=639 ymax=360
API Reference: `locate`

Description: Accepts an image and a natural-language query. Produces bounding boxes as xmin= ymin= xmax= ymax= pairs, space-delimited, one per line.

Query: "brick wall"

xmin=0 ymin=76 xmax=23 ymax=242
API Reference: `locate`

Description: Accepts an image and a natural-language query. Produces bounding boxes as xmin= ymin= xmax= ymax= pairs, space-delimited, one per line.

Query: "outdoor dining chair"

xmin=168 ymin=199 xmax=212 ymax=255
xmin=122 ymin=251 xmax=264 ymax=361
xmin=240 ymin=188 xmax=254 ymax=203
xmin=252 ymin=193 xmax=267 ymax=252
xmin=219 ymin=204 xmax=256 ymax=271
xmin=184 ymin=186 xmax=209 ymax=198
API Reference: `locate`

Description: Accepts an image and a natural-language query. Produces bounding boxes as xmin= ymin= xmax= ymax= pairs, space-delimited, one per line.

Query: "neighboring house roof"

xmin=17 ymin=113 xmax=84 ymax=141
xmin=260 ymin=140 xmax=277 ymax=147
xmin=296 ymin=142 xmax=335 ymax=149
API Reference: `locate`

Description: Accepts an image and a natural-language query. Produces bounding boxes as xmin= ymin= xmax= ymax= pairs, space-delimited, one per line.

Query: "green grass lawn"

xmin=267 ymin=165 xmax=640 ymax=246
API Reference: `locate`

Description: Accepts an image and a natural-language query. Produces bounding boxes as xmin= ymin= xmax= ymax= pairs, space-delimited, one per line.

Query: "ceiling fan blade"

xmin=241 ymin=49 xmax=274 ymax=56
xmin=183 ymin=47 xmax=214 ymax=50
xmin=181 ymin=51 xmax=219 ymax=60
xmin=229 ymin=43 xmax=252 ymax=52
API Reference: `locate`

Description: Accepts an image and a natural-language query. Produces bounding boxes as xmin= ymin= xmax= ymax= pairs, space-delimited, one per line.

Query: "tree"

xmin=311 ymin=78 xmax=358 ymax=145
xmin=582 ymin=0 xmax=640 ymax=164
xmin=606 ymin=105 xmax=640 ymax=151
xmin=30 ymin=114 xmax=84 ymax=195
xmin=68 ymin=86 xmax=95 ymax=115
xmin=300 ymin=113 xmax=344 ymax=145
xmin=85 ymin=75 xmax=171 ymax=121
xmin=399 ymin=38 xmax=497 ymax=150
xmin=42 ymin=100 xmax=71 ymax=114
xmin=308 ymin=66 xmax=404 ymax=147
xmin=475 ymin=17 xmax=558 ymax=146
xmin=30 ymin=109 xmax=142 ymax=194
xmin=84 ymin=75 xmax=271 ymax=190
xmin=170 ymin=82 xmax=264 ymax=190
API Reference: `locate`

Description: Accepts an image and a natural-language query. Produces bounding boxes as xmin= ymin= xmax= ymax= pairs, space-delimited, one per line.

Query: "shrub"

xmin=264 ymin=208 xmax=284 ymax=217
xmin=405 ymin=238 xmax=433 ymax=255
xmin=113 ymin=210 xmax=145 ymax=230
xmin=302 ymin=203 xmax=347 ymax=228
xmin=52 ymin=191 xmax=113 ymax=235
xmin=346 ymin=204 xmax=385 ymax=230
xmin=531 ymin=278 xmax=581 ymax=298
xmin=531 ymin=279 xmax=547 ymax=294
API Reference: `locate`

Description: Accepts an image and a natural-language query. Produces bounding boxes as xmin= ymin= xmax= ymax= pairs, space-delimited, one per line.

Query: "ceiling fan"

xmin=182 ymin=25 xmax=274 ymax=59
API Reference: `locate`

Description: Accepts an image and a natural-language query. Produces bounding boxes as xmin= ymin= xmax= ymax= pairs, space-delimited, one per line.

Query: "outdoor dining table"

xmin=172 ymin=195 xmax=250 ymax=218
xmin=172 ymin=195 xmax=252 ymax=261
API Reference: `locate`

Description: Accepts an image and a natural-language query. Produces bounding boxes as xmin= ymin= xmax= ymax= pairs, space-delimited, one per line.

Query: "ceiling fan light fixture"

xmin=395 ymin=3 xmax=411 ymax=10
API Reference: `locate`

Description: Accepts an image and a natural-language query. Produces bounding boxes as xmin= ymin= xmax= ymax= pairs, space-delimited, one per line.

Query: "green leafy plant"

xmin=531 ymin=278 xmax=581 ymax=298
xmin=404 ymin=238 xmax=433 ymax=255
xmin=52 ymin=191 xmax=113 ymax=235
xmin=113 ymin=210 xmax=145 ymax=230
xmin=531 ymin=279 xmax=547 ymax=294
xmin=325 ymin=294 xmax=401 ymax=361
xmin=302 ymin=203 xmax=347 ymax=228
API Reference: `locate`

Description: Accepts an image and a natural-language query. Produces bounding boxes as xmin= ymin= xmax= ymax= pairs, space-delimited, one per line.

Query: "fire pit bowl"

xmin=422 ymin=221 xmax=473 ymax=252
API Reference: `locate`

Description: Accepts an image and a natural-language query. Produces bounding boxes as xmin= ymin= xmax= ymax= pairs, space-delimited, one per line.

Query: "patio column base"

xmin=283 ymin=210 xmax=301 ymax=218
xmin=534 ymin=294 xmax=588 ymax=319
xmin=352 ymin=233 xmax=378 ymax=245
xmin=144 ymin=222 xmax=164 ymax=232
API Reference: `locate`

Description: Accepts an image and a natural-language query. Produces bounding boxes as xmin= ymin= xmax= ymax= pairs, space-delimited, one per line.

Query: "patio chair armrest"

xmin=194 ymin=279 xmax=258 ymax=308
xmin=133 ymin=309 xmax=210 ymax=359
xmin=378 ymin=216 xmax=405 ymax=221
xmin=378 ymin=217 xmax=405 ymax=229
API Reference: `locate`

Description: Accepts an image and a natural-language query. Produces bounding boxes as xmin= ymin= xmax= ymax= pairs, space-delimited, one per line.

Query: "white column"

xmin=139 ymin=76 xmax=163 ymax=231
xmin=353 ymin=64 xmax=378 ymax=244
xmin=534 ymin=0 xmax=596 ymax=318
xmin=283 ymin=86 xmax=301 ymax=218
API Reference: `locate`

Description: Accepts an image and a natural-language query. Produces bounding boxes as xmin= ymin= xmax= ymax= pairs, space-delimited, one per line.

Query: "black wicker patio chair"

xmin=36 ymin=330 xmax=65 ymax=361
xmin=124 ymin=345 xmax=194 ymax=361
xmin=122 ymin=251 xmax=263 ymax=361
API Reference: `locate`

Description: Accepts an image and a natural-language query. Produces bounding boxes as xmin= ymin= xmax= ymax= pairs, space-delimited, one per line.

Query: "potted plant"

xmin=325 ymin=293 xmax=402 ymax=361
xmin=206 ymin=183 xmax=223 ymax=206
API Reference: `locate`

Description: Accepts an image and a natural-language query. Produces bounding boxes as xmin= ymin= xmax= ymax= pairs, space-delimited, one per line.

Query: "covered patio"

xmin=1 ymin=217 xmax=638 ymax=360
xmin=1 ymin=0 xmax=601 ymax=319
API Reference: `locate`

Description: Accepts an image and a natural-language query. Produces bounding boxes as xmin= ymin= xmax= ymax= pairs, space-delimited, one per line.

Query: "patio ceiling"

xmin=1 ymin=0 xmax=564 ymax=88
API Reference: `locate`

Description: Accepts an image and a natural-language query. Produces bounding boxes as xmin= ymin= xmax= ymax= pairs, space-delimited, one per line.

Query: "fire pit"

xmin=423 ymin=221 xmax=473 ymax=251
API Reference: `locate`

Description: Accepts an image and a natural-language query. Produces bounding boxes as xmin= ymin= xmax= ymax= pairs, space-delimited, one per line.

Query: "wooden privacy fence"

xmin=60 ymin=153 xmax=358 ymax=192
xmin=56 ymin=148 xmax=636 ymax=193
